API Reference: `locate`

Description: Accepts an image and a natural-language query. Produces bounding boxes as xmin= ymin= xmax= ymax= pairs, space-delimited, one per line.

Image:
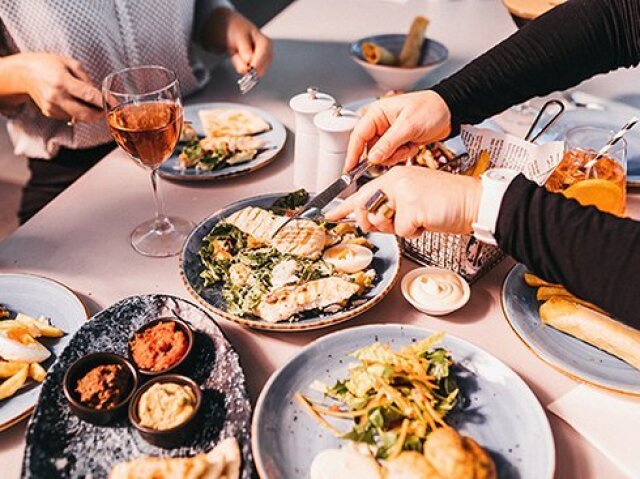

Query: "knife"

xmin=271 ymin=160 xmax=371 ymax=237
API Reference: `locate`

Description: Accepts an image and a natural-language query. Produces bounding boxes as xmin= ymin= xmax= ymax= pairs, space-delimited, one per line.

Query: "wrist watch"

xmin=472 ymin=168 xmax=519 ymax=246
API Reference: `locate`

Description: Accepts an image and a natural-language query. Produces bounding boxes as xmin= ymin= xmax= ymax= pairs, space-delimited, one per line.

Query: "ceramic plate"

xmin=21 ymin=295 xmax=253 ymax=479
xmin=181 ymin=193 xmax=401 ymax=331
xmin=158 ymin=102 xmax=286 ymax=181
xmin=540 ymin=108 xmax=640 ymax=186
xmin=0 ymin=273 xmax=87 ymax=431
xmin=502 ymin=264 xmax=640 ymax=395
xmin=253 ymin=324 xmax=555 ymax=479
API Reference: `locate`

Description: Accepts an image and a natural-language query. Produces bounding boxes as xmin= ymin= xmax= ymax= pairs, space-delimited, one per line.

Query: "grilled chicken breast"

xmin=255 ymin=277 xmax=360 ymax=323
xmin=225 ymin=207 xmax=326 ymax=260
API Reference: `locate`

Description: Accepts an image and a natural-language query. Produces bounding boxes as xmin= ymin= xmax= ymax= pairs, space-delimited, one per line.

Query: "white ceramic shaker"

xmin=289 ymin=87 xmax=335 ymax=192
xmin=314 ymin=104 xmax=360 ymax=192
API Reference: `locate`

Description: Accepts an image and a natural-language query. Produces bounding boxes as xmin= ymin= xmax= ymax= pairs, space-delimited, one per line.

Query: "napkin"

xmin=547 ymin=385 xmax=640 ymax=478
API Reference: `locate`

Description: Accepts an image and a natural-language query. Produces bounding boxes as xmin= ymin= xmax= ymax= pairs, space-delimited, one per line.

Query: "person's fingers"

xmin=250 ymin=32 xmax=272 ymax=77
xmin=367 ymin=213 xmax=395 ymax=234
xmin=385 ymin=143 xmax=420 ymax=167
xmin=62 ymin=57 xmax=92 ymax=83
xmin=353 ymin=205 xmax=374 ymax=232
xmin=344 ymin=110 xmax=384 ymax=172
xmin=58 ymin=95 xmax=103 ymax=122
xmin=368 ymin=118 xmax=413 ymax=164
xmin=233 ymin=32 xmax=254 ymax=73
xmin=230 ymin=53 xmax=250 ymax=75
xmin=394 ymin=208 xmax=421 ymax=238
xmin=325 ymin=193 xmax=359 ymax=220
xmin=39 ymin=102 xmax=71 ymax=121
xmin=66 ymin=75 xmax=103 ymax=109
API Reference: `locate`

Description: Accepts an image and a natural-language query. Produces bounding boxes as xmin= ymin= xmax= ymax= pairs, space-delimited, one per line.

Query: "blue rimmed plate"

xmin=0 ymin=273 xmax=87 ymax=431
xmin=502 ymin=263 xmax=640 ymax=395
xmin=539 ymin=108 xmax=640 ymax=186
xmin=158 ymin=102 xmax=286 ymax=181
xmin=180 ymin=194 xmax=401 ymax=331
xmin=252 ymin=324 xmax=555 ymax=479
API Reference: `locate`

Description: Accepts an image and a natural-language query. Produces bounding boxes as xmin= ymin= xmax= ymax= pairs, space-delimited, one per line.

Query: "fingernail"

xmin=369 ymin=150 xmax=383 ymax=163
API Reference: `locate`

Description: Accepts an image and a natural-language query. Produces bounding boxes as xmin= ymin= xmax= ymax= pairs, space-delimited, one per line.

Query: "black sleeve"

xmin=431 ymin=0 xmax=640 ymax=129
xmin=496 ymin=175 xmax=640 ymax=325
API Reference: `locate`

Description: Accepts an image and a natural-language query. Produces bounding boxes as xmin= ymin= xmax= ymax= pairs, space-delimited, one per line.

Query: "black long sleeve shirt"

xmin=431 ymin=0 xmax=640 ymax=324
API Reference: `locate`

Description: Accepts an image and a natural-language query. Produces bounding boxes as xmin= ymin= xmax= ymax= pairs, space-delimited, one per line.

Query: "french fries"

xmin=523 ymin=273 xmax=559 ymax=288
xmin=0 ymin=310 xmax=65 ymax=401
xmin=0 ymin=361 xmax=29 ymax=378
xmin=0 ymin=365 xmax=28 ymax=401
xmin=465 ymin=150 xmax=491 ymax=178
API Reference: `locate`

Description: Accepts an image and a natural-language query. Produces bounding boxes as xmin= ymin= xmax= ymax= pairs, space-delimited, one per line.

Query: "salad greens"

xmin=197 ymin=191 xmax=374 ymax=319
xmin=296 ymin=332 xmax=461 ymax=460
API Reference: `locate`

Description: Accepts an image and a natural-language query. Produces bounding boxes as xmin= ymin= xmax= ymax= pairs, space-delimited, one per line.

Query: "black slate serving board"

xmin=21 ymin=295 xmax=253 ymax=479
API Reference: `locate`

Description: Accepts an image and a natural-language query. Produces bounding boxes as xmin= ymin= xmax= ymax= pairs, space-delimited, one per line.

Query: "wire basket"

xmin=401 ymin=230 xmax=504 ymax=283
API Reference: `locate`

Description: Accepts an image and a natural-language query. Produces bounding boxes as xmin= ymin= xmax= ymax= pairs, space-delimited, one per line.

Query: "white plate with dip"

xmin=401 ymin=266 xmax=470 ymax=316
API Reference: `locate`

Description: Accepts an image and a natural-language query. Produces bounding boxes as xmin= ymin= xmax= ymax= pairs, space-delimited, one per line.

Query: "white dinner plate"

xmin=0 ymin=274 xmax=87 ymax=431
xmin=158 ymin=102 xmax=286 ymax=181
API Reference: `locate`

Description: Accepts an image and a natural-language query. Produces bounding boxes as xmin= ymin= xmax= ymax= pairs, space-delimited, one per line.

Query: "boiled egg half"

xmin=322 ymin=244 xmax=373 ymax=274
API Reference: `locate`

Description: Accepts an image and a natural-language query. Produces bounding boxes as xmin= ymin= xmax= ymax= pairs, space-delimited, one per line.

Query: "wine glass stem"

xmin=150 ymin=168 xmax=166 ymax=223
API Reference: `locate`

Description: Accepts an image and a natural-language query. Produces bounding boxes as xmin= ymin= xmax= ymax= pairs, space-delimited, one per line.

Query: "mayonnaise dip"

xmin=408 ymin=270 xmax=467 ymax=312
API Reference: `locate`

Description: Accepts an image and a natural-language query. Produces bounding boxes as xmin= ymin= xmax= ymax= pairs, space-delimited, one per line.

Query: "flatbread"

xmin=109 ymin=437 xmax=241 ymax=479
xmin=199 ymin=109 xmax=270 ymax=137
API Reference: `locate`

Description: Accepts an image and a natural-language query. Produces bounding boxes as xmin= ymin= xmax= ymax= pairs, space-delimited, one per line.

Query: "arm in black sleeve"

xmin=496 ymin=175 xmax=640 ymax=325
xmin=431 ymin=0 xmax=640 ymax=129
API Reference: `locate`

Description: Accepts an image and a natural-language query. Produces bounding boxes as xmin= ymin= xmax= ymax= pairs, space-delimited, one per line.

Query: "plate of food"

xmin=158 ymin=102 xmax=286 ymax=181
xmin=21 ymin=295 xmax=253 ymax=479
xmin=0 ymin=273 xmax=87 ymax=431
xmin=345 ymin=95 xmax=502 ymax=178
xmin=252 ymin=324 xmax=555 ymax=479
xmin=181 ymin=190 xmax=401 ymax=331
xmin=502 ymin=263 xmax=640 ymax=395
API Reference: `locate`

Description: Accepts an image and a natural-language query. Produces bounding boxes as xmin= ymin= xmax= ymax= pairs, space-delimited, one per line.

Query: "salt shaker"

xmin=289 ymin=87 xmax=335 ymax=191
xmin=314 ymin=104 xmax=360 ymax=192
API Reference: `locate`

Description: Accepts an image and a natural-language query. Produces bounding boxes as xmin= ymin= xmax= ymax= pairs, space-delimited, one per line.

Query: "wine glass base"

xmin=130 ymin=216 xmax=194 ymax=258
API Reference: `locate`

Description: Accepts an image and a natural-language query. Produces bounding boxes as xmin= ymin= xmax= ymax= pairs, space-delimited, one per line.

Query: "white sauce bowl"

xmin=401 ymin=266 xmax=471 ymax=316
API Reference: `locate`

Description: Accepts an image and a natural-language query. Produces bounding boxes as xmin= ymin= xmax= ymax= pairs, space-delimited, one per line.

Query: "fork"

xmin=237 ymin=67 xmax=258 ymax=94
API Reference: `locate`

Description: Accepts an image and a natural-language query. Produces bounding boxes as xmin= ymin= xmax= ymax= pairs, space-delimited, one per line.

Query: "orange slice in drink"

xmin=563 ymin=179 xmax=624 ymax=215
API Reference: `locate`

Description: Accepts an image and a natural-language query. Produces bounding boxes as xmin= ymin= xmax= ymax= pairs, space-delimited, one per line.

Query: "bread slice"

xmin=540 ymin=297 xmax=640 ymax=370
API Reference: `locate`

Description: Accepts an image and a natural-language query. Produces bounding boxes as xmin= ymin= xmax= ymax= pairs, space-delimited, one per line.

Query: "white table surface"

xmin=1 ymin=0 xmax=638 ymax=477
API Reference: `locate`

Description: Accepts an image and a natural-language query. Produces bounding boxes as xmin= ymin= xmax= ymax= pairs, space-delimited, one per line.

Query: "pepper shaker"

xmin=314 ymin=104 xmax=360 ymax=192
xmin=289 ymin=87 xmax=335 ymax=191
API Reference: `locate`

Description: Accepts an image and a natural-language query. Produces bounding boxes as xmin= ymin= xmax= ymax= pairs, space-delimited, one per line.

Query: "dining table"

xmin=2 ymin=0 xmax=639 ymax=477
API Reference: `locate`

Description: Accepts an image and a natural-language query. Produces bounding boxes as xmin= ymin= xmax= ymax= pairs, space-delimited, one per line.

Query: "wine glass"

xmin=102 ymin=65 xmax=194 ymax=257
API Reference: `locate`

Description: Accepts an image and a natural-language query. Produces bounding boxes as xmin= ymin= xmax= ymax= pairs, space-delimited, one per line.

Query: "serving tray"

xmin=21 ymin=295 xmax=253 ymax=479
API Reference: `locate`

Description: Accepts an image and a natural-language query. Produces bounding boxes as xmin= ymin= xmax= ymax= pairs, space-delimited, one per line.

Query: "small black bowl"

xmin=127 ymin=317 xmax=194 ymax=377
xmin=128 ymin=374 xmax=202 ymax=448
xmin=63 ymin=352 xmax=138 ymax=426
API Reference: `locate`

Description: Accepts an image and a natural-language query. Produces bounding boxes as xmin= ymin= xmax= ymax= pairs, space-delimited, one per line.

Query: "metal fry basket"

xmin=401 ymin=233 xmax=504 ymax=283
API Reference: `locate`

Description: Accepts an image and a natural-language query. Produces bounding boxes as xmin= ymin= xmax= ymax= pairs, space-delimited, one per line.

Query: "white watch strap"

xmin=472 ymin=168 xmax=519 ymax=245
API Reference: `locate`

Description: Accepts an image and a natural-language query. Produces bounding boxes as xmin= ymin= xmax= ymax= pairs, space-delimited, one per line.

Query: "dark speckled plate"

xmin=180 ymin=194 xmax=401 ymax=331
xmin=21 ymin=295 xmax=253 ymax=479
xmin=253 ymin=324 xmax=555 ymax=479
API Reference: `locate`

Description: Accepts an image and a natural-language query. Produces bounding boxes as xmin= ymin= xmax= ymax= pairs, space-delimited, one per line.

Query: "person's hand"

xmin=14 ymin=53 xmax=102 ymax=122
xmin=206 ymin=9 xmax=273 ymax=77
xmin=326 ymin=166 xmax=482 ymax=238
xmin=345 ymin=90 xmax=452 ymax=172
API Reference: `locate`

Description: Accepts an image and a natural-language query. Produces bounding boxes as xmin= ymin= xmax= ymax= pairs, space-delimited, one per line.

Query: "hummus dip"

xmin=137 ymin=382 xmax=197 ymax=430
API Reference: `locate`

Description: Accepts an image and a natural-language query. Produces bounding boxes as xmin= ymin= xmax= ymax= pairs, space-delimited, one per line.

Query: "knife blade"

xmin=272 ymin=160 xmax=371 ymax=237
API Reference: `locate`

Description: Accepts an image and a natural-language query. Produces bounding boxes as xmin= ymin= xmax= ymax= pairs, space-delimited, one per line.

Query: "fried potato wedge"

xmin=466 ymin=150 xmax=491 ymax=178
xmin=15 ymin=313 xmax=64 ymax=338
xmin=523 ymin=273 xmax=559 ymax=288
xmin=544 ymin=296 xmax=607 ymax=316
xmin=0 ymin=365 xmax=29 ymax=400
xmin=0 ymin=361 xmax=29 ymax=378
xmin=536 ymin=286 xmax=571 ymax=301
xmin=29 ymin=363 xmax=47 ymax=382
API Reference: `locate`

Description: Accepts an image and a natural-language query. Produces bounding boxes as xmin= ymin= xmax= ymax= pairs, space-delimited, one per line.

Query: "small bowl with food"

xmin=128 ymin=317 xmax=194 ymax=377
xmin=63 ymin=352 xmax=138 ymax=425
xmin=128 ymin=374 xmax=202 ymax=448
xmin=349 ymin=17 xmax=448 ymax=90
xmin=401 ymin=266 xmax=471 ymax=316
